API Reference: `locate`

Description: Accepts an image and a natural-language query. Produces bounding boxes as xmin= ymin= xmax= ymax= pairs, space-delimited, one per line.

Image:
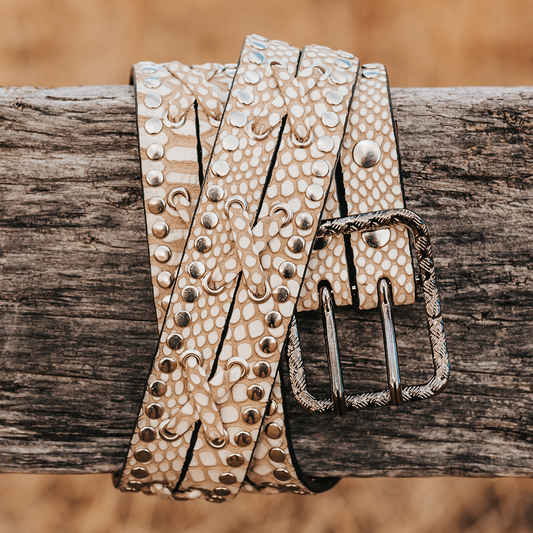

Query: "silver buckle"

xmin=287 ymin=208 xmax=449 ymax=413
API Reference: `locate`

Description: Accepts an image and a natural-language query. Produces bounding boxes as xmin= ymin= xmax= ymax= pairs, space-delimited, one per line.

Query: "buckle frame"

xmin=287 ymin=208 xmax=449 ymax=413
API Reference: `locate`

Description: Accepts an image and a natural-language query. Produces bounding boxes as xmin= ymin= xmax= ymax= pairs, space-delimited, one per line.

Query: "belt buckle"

xmin=287 ymin=208 xmax=450 ymax=414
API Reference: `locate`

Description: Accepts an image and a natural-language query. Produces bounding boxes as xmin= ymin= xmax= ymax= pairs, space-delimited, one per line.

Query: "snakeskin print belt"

xmin=115 ymin=34 xmax=450 ymax=503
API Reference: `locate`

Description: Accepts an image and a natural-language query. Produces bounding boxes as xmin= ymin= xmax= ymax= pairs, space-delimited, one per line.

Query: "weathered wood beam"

xmin=1 ymin=85 xmax=533 ymax=477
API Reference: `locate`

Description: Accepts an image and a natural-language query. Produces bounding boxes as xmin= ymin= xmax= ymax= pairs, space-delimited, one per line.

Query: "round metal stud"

xmin=247 ymin=384 xmax=264 ymax=401
xmin=272 ymin=285 xmax=290 ymax=303
xmin=226 ymin=454 xmax=245 ymax=467
xmin=242 ymin=408 xmax=261 ymax=425
xmin=146 ymin=169 xmax=164 ymax=186
xmin=317 ymin=136 xmax=334 ymax=153
xmin=326 ymin=90 xmax=343 ymax=106
xmin=237 ymin=89 xmax=254 ymax=105
xmin=267 ymin=399 xmax=277 ymax=416
xmin=195 ymin=235 xmax=212 ymax=253
xmin=206 ymin=184 xmax=225 ymax=202
xmin=139 ymin=426 xmax=156 ymax=442
xmin=145 ymin=403 xmax=164 ymax=419
xmin=243 ymin=70 xmax=261 ymax=84
xmin=127 ymin=481 xmax=144 ymax=491
xmin=274 ymin=469 xmax=291 ymax=482
xmin=362 ymin=228 xmax=391 ymax=248
xmin=278 ymin=262 xmax=296 ymax=280
xmin=168 ymin=187 xmax=190 ymax=209
xmin=287 ymin=236 xmax=305 ymax=253
xmin=353 ymin=139 xmax=381 ymax=168
xmin=210 ymin=159 xmax=230 ymax=178
xmin=201 ymin=211 xmax=219 ymax=229
xmin=154 ymin=245 xmax=171 ymax=263
xmin=296 ymin=212 xmax=313 ymax=230
xmin=234 ymin=431 xmax=253 ymax=447
xmin=250 ymin=40 xmax=268 ymax=50
xmin=228 ymin=111 xmax=248 ymax=128
xmin=140 ymin=66 xmax=157 ymax=74
xmin=166 ymin=332 xmax=183 ymax=350
xmin=157 ymin=271 xmax=173 ymax=288
xmin=311 ymin=160 xmax=330 ymax=178
xmin=219 ymin=473 xmax=237 ymax=484
xmin=362 ymin=70 xmax=380 ymax=79
xmin=159 ymin=357 xmax=177 ymax=374
xmin=131 ymin=467 xmax=149 ymax=479
xmin=182 ymin=285 xmax=199 ymax=303
xmin=144 ymin=93 xmax=162 ymax=109
xmin=188 ymin=261 xmax=206 ymax=279
xmin=248 ymin=51 xmax=265 ymax=65
xmin=206 ymin=495 xmax=225 ymax=503
xmin=213 ymin=487 xmax=231 ymax=497
xmin=313 ymin=236 xmax=332 ymax=250
xmin=207 ymin=429 xmax=228 ymax=449
xmin=221 ymin=134 xmax=240 ymax=152
xmin=331 ymin=70 xmax=348 ymax=85
xmin=150 ymin=380 xmax=167 ymax=397
xmin=265 ymin=310 xmax=283 ymax=328
xmin=253 ymin=361 xmax=271 ymax=378
xmin=363 ymin=63 xmax=381 ymax=69
xmin=321 ymin=112 xmax=340 ymax=128
xmin=179 ymin=349 xmax=204 ymax=368
xmin=225 ymin=69 xmax=236 ymax=78
xmin=251 ymin=33 xmax=268 ymax=41
xmin=334 ymin=57 xmax=352 ymax=69
xmin=337 ymin=50 xmax=354 ymax=59
xmin=144 ymin=76 xmax=161 ymax=88
xmin=152 ymin=221 xmax=169 ymax=238
xmin=306 ymin=183 xmax=324 ymax=202
xmin=161 ymin=295 xmax=171 ymax=310
xmin=175 ymin=310 xmax=192 ymax=327
xmin=259 ymin=336 xmax=277 ymax=354
xmin=147 ymin=143 xmax=164 ymax=160
xmin=266 ymin=423 xmax=282 ymax=439
xmin=269 ymin=448 xmax=285 ymax=463
xmin=148 ymin=197 xmax=165 ymax=214
xmin=145 ymin=117 xmax=163 ymax=134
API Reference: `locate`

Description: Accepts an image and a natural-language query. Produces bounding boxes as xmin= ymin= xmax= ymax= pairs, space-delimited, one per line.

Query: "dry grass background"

xmin=2 ymin=0 xmax=533 ymax=531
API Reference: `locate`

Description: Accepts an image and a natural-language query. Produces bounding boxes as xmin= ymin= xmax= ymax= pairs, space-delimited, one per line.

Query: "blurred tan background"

xmin=2 ymin=0 xmax=533 ymax=531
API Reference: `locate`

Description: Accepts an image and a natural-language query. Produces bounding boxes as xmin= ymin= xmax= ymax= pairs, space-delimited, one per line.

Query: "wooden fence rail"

xmin=1 ymin=85 xmax=533 ymax=478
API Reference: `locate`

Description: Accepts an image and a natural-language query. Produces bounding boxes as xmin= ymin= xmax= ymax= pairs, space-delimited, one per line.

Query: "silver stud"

xmin=143 ymin=76 xmax=161 ymax=88
xmin=259 ymin=336 xmax=277 ymax=354
xmin=334 ymin=58 xmax=351 ymax=69
xmin=195 ymin=235 xmax=212 ymax=253
xmin=145 ymin=117 xmax=163 ymax=134
xmin=150 ymin=380 xmax=167 ymax=397
xmin=363 ymin=63 xmax=381 ymax=69
xmin=213 ymin=487 xmax=231 ymax=497
xmin=225 ymin=69 xmax=236 ymax=78
xmin=306 ymin=183 xmax=324 ymax=201
xmin=227 ymin=454 xmax=244 ymax=467
xmin=166 ymin=333 xmax=183 ymax=350
xmin=337 ymin=50 xmax=354 ymax=59
xmin=331 ymin=70 xmax=348 ymax=85
xmin=317 ymin=136 xmax=334 ymax=153
xmin=140 ymin=66 xmax=157 ymax=74
xmin=159 ymin=357 xmax=177 ymax=373
xmin=247 ymin=384 xmax=265 ymax=401
xmin=250 ymin=41 xmax=268 ymax=50
xmin=362 ymin=70 xmax=380 ymax=79
xmin=311 ymin=160 xmax=330 ymax=178
xmin=131 ymin=467 xmax=149 ymax=479
xmin=188 ymin=261 xmax=206 ymax=279
xmin=175 ymin=310 xmax=192 ymax=327
xmin=321 ymin=112 xmax=339 ymax=128
xmin=326 ymin=90 xmax=343 ymax=106
xmin=182 ymin=285 xmax=199 ymax=303
xmin=206 ymin=185 xmax=225 ymax=202
xmin=353 ymin=139 xmax=381 ymax=168
xmin=146 ymin=169 xmax=164 ymax=186
xmin=266 ymin=423 xmax=282 ymax=439
xmin=154 ymin=245 xmax=171 ymax=263
xmin=287 ymin=236 xmax=305 ymax=253
xmin=251 ymin=33 xmax=268 ymax=42
xmin=147 ymin=143 xmax=164 ymax=160
xmin=157 ymin=271 xmax=173 ymax=288
xmin=243 ymin=70 xmax=261 ymax=84
xmin=148 ymin=197 xmax=165 ymax=214
xmin=228 ymin=111 xmax=247 ymax=128
xmin=313 ymin=236 xmax=332 ymax=250
xmin=362 ymin=228 xmax=391 ymax=248
xmin=272 ymin=285 xmax=290 ymax=303
xmin=278 ymin=262 xmax=296 ymax=280
xmin=221 ymin=134 xmax=240 ymax=152
xmin=144 ymin=93 xmax=162 ymax=109
xmin=152 ymin=221 xmax=169 ymax=239
xmin=210 ymin=159 xmax=230 ymax=177
xmin=296 ymin=212 xmax=313 ymax=230
xmin=145 ymin=403 xmax=164 ymax=419
xmin=201 ymin=211 xmax=219 ymax=229
xmin=248 ymin=51 xmax=265 ymax=65
xmin=253 ymin=361 xmax=271 ymax=378
xmin=237 ymin=89 xmax=254 ymax=105
xmin=269 ymin=448 xmax=285 ymax=463
xmin=274 ymin=469 xmax=291 ymax=481
xmin=265 ymin=310 xmax=283 ymax=328
xmin=134 ymin=448 xmax=152 ymax=463
xmin=242 ymin=408 xmax=261 ymax=425
xmin=220 ymin=473 xmax=237 ymax=484
xmin=139 ymin=427 xmax=156 ymax=442
xmin=266 ymin=400 xmax=277 ymax=416
xmin=161 ymin=295 xmax=171 ymax=310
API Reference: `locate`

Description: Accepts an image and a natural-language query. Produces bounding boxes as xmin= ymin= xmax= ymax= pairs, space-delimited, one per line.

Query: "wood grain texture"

xmin=1 ymin=85 xmax=532 ymax=477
